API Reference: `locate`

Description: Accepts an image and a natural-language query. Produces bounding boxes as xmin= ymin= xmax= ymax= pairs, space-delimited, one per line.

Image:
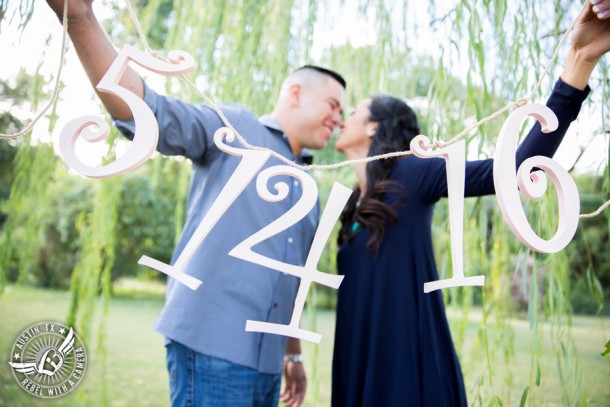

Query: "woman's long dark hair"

xmin=338 ymin=95 xmax=420 ymax=254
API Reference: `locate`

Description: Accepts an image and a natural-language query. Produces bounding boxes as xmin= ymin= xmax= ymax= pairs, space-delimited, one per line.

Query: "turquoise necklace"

xmin=352 ymin=198 xmax=362 ymax=232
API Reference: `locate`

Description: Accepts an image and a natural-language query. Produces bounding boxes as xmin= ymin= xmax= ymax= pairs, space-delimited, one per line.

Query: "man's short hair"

xmin=292 ymin=65 xmax=347 ymax=89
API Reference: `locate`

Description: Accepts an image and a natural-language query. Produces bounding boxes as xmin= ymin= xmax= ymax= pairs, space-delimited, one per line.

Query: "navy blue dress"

xmin=331 ymin=79 xmax=589 ymax=407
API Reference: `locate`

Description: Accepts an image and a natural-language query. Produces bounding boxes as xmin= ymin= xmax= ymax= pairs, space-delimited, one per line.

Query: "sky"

xmin=0 ymin=0 xmax=608 ymax=176
xmin=0 ymin=2 xmax=110 ymax=163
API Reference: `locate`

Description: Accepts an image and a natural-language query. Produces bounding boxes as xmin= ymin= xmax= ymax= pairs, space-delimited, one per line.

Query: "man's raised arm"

xmin=46 ymin=0 xmax=144 ymax=120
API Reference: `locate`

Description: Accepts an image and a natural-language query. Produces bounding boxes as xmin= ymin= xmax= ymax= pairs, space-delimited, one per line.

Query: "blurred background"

xmin=0 ymin=0 xmax=608 ymax=405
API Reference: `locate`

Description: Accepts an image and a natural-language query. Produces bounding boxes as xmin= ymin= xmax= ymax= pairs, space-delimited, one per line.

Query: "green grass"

xmin=448 ymin=308 xmax=610 ymax=406
xmin=0 ymin=285 xmax=608 ymax=406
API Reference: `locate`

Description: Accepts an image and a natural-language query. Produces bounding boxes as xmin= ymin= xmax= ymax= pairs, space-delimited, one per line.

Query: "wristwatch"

xmin=284 ymin=354 xmax=303 ymax=363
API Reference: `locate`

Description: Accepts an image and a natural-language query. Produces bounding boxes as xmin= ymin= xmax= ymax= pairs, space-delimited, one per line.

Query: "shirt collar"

xmin=259 ymin=115 xmax=314 ymax=165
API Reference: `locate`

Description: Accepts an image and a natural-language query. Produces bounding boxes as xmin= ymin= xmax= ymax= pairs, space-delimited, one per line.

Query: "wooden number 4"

xmin=229 ymin=169 xmax=351 ymax=343
xmin=138 ymin=126 xmax=351 ymax=342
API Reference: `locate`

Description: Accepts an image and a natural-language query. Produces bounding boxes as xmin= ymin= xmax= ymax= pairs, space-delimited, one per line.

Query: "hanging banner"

xmin=56 ymin=47 xmax=584 ymax=341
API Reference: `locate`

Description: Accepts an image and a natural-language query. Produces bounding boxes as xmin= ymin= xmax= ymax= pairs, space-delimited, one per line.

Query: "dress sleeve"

xmin=515 ymin=77 xmax=590 ymax=163
xmin=411 ymin=77 xmax=591 ymax=201
xmin=113 ymin=82 xmax=244 ymax=162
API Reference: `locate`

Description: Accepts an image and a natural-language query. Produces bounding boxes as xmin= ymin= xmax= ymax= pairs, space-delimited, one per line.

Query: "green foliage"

xmin=0 ymin=0 xmax=34 ymax=34
xmin=0 ymin=141 xmax=58 ymax=282
xmin=566 ymin=176 xmax=610 ymax=316
xmin=0 ymin=68 xmax=36 ymax=101
xmin=0 ymin=137 xmax=18 ymax=216
xmin=66 ymin=174 xmax=122 ymax=341
xmin=114 ymin=166 xmax=177 ymax=281
xmin=0 ymin=153 xmax=180 ymax=291
xmin=35 ymin=172 xmax=92 ymax=288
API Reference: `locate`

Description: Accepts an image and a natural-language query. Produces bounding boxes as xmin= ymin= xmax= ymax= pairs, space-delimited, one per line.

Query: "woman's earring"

xmin=367 ymin=128 xmax=376 ymax=137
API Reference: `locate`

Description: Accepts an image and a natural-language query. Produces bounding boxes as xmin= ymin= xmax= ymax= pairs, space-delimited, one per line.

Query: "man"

xmin=46 ymin=1 xmax=345 ymax=406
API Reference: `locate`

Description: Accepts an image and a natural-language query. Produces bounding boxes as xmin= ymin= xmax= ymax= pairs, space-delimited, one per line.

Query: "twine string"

xmin=0 ymin=0 xmax=69 ymax=140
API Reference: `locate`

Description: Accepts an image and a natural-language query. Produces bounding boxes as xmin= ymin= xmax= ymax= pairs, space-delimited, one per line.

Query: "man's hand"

xmin=280 ymin=357 xmax=307 ymax=407
xmin=44 ymin=0 xmax=144 ymax=119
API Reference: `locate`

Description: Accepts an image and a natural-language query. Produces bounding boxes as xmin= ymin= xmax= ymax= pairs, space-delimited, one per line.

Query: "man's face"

xmin=294 ymin=78 xmax=345 ymax=152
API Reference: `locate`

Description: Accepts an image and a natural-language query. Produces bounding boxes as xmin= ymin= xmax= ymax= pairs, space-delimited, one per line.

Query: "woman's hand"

xmin=561 ymin=1 xmax=610 ymax=89
xmin=571 ymin=1 xmax=610 ymax=62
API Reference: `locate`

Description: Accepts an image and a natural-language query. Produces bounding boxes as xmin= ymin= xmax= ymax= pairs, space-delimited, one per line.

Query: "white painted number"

xmin=493 ymin=103 xmax=580 ymax=253
xmin=230 ymin=169 xmax=349 ymax=343
xmin=139 ymin=128 xmax=271 ymax=290
xmin=410 ymin=135 xmax=485 ymax=293
xmin=59 ymin=45 xmax=195 ymax=178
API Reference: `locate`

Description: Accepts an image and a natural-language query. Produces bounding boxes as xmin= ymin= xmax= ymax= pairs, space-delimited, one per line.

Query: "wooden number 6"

xmin=58 ymin=45 xmax=195 ymax=178
xmin=493 ymin=103 xmax=580 ymax=253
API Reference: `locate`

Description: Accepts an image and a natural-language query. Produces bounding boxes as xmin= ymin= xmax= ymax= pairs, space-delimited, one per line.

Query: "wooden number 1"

xmin=58 ymin=45 xmax=195 ymax=178
xmin=410 ymin=135 xmax=485 ymax=293
xmin=139 ymin=127 xmax=271 ymax=290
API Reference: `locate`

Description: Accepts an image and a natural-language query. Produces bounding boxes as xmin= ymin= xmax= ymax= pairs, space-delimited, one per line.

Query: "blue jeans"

xmin=165 ymin=340 xmax=281 ymax=407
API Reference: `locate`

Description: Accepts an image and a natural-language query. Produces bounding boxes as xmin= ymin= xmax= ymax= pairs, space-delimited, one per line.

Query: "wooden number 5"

xmin=58 ymin=45 xmax=195 ymax=178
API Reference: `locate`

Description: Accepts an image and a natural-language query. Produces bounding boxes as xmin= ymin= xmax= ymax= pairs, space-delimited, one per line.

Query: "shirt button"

xmin=273 ymin=303 xmax=278 ymax=308
xmin=287 ymin=237 xmax=294 ymax=244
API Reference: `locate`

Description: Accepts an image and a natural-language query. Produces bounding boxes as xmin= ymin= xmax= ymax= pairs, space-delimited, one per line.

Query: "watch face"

xmin=286 ymin=354 xmax=303 ymax=363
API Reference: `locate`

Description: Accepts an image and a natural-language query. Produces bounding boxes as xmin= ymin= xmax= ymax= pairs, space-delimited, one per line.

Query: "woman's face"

xmin=335 ymin=98 xmax=374 ymax=155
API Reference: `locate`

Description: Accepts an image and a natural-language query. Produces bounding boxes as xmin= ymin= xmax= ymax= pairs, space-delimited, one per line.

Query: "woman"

xmin=331 ymin=3 xmax=610 ymax=406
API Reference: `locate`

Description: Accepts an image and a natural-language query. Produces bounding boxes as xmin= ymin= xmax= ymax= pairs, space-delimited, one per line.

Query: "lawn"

xmin=0 ymin=284 xmax=608 ymax=406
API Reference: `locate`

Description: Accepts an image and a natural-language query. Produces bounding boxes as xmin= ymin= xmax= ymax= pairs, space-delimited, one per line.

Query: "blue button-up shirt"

xmin=115 ymin=84 xmax=320 ymax=374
